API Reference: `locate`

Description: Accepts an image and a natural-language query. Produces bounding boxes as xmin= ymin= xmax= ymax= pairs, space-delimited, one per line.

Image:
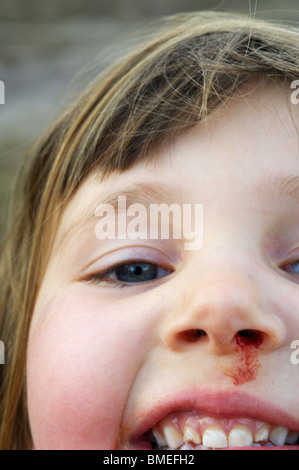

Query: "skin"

xmin=26 ymin=81 xmax=299 ymax=449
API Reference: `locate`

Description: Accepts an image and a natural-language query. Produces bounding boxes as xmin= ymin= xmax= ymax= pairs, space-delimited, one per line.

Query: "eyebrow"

xmin=58 ymin=174 xmax=299 ymax=252
xmin=253 ymin=174 xmax=299 ymax=205
xmin=99 ymin=182 xmax=184 ymax=208
xmin=57 ymin=182 xmax=184 ymax=250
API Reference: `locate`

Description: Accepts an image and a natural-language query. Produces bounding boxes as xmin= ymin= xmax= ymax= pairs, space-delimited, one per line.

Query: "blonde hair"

xmin=1 ymin=11 xmax=299 ymax=449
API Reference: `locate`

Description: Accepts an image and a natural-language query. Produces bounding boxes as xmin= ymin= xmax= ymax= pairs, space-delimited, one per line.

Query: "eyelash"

xmin=282 ymin=260 xmax=299 ymax=276
xmin=84 ymin=256 xmax=299 ymax=289
xmin=86 ymin=260 xmax=173 ymax=288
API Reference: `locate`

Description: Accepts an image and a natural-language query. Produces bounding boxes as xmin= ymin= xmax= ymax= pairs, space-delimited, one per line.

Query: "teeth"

xmin=202 ymin=426 xmax=228 ymax=449
xmin=152 ymin=426 xmax=167 ymax=447
xmin=228 ymin=426 xmax=253 ymax=447
xmin=254 ymin=424 xmax=270 ymax=443
xmin=179 ymin=443 xmax=194 ymax=450
xmin=183 ymin=425 xmax=201 ymax=444
xmin=286 ymin=431 xmax=299 ymax=445
xmin=153 ymin=419 xmax=298 ymax=450
xmin=163 ymin=425 xmax=184 ymax=449
xmin=269 ymin=426 xmax=289 ymax=446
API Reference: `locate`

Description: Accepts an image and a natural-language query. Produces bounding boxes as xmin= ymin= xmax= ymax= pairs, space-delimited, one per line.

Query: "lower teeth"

xmin=148 ymin=416 xmax=299 ymax=450
xmin=151 ymin=438 xmax=297 ymax=450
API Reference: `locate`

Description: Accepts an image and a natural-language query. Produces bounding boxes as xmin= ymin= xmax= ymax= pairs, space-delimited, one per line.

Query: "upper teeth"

xmin=203 ymin=426 xmax=228 ymax=448
xmin=149 ymin=411 xmax=299 ymax=450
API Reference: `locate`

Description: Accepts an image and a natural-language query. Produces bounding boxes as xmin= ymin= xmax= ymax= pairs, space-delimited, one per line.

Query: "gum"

xmin=154 ymin=410 xmax=272 ymax=437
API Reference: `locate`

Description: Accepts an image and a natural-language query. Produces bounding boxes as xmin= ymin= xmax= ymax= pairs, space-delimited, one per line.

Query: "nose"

xmin=163 ymin=266 xmax=285 ymax=356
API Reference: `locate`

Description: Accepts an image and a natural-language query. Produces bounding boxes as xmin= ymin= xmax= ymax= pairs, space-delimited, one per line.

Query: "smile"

xmin=148 ymin=410 xmax=299 ymax=450
xmin=125 ymin=390 xmax=299 ymax=450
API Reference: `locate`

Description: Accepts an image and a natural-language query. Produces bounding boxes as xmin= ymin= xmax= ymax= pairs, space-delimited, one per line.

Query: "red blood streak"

xmin=226 ymin=330 xmax=263 ymax=386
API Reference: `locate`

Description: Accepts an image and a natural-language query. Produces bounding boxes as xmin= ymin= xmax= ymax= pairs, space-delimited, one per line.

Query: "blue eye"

xmin=88 ymin=261 xmax=172 ymax=287
xmin=113 ymin=262 xmax=168 ymax=283
xmin=284 ymin=261 xmax=299 ymax=275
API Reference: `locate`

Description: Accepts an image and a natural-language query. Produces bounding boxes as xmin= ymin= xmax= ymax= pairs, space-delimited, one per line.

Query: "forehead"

xmin=55 ymin=80 xmax=299 ymax=244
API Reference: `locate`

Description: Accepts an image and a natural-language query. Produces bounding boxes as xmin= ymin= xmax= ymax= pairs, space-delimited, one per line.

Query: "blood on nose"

xmin=234 ymin=329 xmax=264 ymax=348
xmin=225 ymin=329 xmax=263 ymax=386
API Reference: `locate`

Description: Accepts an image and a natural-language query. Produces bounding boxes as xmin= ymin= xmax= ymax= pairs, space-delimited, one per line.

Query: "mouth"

xmin=147 ymin=410 xmax=299 ymax=450
xmin=126 ymin=391 xmax=299 ymax=450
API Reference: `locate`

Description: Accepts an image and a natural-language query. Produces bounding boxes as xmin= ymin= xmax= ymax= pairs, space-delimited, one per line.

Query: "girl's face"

xmin=27 ymin=82 xmax=299 ymax=449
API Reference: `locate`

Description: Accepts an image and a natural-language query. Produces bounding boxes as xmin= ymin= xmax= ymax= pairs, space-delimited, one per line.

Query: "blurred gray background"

xmin=1 ymin=0 xmax=299 ymax=237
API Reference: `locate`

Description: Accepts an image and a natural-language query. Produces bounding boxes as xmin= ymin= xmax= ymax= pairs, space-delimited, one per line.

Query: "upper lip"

xmin=129 ymin=388 xmax=299 ymax=443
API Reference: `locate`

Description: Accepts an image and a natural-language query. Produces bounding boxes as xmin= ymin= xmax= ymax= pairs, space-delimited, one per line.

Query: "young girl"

xmin=1 ymin=11 xmax=299 ymax=450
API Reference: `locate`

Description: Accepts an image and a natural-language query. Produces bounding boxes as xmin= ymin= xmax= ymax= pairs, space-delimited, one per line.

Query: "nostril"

xmin=235 ymin=329 xmax=263 ymax=348
xmin=180 ymin=328 xmax=208 ymax=343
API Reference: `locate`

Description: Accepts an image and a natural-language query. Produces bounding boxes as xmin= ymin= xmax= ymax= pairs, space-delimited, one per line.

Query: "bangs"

xmin=32 ymin=16 xmax=299 ymax=200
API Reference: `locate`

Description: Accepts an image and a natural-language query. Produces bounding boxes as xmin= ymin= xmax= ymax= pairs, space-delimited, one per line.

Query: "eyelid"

xmin=80 ymin=245 xmax=176 ymax=286
xmin=281 ymin=259 xmax=299 ymax=274
xmin=280 ymin=248 xmax=299 ymax=265
xmin=278 ymin=246 xmax=299 ymax=278
xmin=81 ymin=245 xmax=176 ymax=275
xmin=87 ymin=259 xmax=173 ymax=288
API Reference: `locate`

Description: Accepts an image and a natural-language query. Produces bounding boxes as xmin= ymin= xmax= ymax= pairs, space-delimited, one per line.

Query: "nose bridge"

xmin=163 ymin=257 xmax=285 ymax=355
xmin=194 ymin=266 xmax=260 ymax=323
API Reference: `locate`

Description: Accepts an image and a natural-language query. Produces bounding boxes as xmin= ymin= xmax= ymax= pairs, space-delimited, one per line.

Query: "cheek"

xmin=26 ymin=289 xmax=147 ymax=449
xmin=270 ymin=289 xmax=299 ymax=337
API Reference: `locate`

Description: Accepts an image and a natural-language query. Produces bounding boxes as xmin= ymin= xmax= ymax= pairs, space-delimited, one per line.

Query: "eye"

xmin=88 ymin=261 xmax=172 ymax=287
xmin=283 ymin=260 xmax=299 ymax=275
xmin=110 ymin=262 xmax=171 ymax=283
